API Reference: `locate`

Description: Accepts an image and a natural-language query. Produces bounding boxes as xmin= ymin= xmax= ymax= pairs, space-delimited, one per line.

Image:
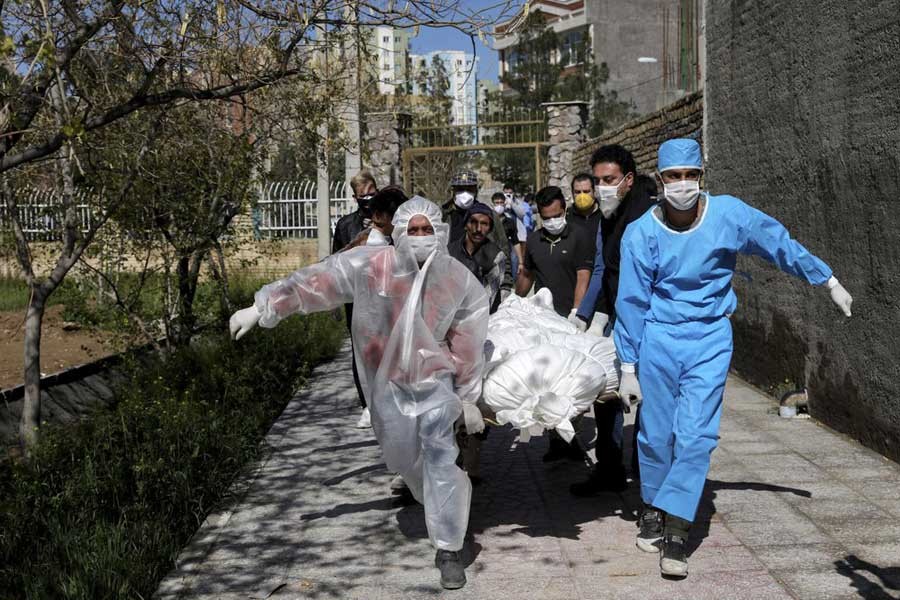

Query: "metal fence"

xmin=254 ymin=181 xmax=355 ymax=239
xmin=0 ymin=182 xmax=357 ymax=241
xmin=0 ymin=187 xmax=94 ymax=241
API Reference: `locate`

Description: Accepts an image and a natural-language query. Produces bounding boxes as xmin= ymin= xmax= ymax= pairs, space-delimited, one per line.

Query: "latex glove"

xmin=618 ymin=364 xmax=642 ymax=410
xmin=827 ymin=276 xmax=852 ymax=317
xmin=462 ymin=403 xmax=485 ymax=435
xmin=567 ymin=308 xmax=587 ymax=333
xmin=229 ymin=305 xmax=261 ymax=340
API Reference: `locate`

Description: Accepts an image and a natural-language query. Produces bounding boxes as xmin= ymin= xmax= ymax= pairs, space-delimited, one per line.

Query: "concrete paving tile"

xmin=794 ymin=498 xmax=890 ymax=522
xmin=826 ymin=519 xmax=900 ymax=543
xmin=725 ymin=518 xmax=831 ymax=547
xmin=718 ymin=441 xmax=790 ymax=455
xmin=827 ymin=465 xmax=900 ymax=482
xmin=715 ymin=498 xmax=807 ymax=523
xmin=773 ymin=568 xmax=885 ymax=600
xmin=841 ymin=542 xmax=900 ymax=584
xmin=576 ymin=570 xmax=792 ymax=600
xmin=751 ymin=543 xmax=848 ymax=572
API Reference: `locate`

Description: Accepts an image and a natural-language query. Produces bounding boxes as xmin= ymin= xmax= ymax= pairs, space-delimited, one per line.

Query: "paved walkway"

xmin=157 ymin=342 xmax=900 ymax=600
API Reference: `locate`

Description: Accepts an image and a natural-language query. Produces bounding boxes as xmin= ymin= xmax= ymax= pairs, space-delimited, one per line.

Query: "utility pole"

xmin=344 ymin=1 xmax=362 ymax=186
xmin=317 ymin=25 xmax=332 ymax=259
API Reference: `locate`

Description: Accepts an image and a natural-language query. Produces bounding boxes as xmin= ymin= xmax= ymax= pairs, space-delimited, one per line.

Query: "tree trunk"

xmin=20 ymin=289 xmax=47 ymax=455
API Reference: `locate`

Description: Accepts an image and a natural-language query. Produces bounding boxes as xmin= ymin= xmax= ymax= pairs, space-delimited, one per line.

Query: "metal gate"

xmin=401 ymin=110 xmax=549 ymax=201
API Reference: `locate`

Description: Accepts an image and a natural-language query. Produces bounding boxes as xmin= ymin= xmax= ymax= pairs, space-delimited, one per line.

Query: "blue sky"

xmin=410 ymin=26 xmax=499 ymax=82
xmin=412 ymin=0 xmax=525 ymax=81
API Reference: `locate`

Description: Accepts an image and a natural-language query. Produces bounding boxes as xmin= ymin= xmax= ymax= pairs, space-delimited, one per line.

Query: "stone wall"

xmin=365 ymin=111 xmax=412 ymax=187
xmin=544 ymin=101 xmax=589 ymax=199
xmin=571 ymin=92 xmax=703 ymax=175
xmin=706 ymin=1 xmax=900 ymax=461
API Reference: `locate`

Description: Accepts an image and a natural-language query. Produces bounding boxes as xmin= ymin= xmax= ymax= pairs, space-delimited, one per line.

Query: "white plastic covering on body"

xmin=482 ymin=289 xmax=619 ymax=442
xmin=254 ymin=196 xmax=489 ymax=551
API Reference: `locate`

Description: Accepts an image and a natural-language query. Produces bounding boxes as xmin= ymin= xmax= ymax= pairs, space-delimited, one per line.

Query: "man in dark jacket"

xmin=332 ymin=170 xmax=378 ymax=428
xmin=570 ymin=144 xmax=658 ymax=495
xmin=448 ymin=202 xmax=512 ymax=314
xmin=441 ymin=169 xmax=510 ymax=252
xmin=333 ymin=170 xmax=377 ymax=253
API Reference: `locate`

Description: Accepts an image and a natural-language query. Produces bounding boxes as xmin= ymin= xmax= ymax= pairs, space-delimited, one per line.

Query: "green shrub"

xmin=0 ymin=310 xmax=345 ymax=599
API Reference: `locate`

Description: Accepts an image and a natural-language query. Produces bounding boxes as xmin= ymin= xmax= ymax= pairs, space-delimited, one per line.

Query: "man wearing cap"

xmin=448 ymin=201 xmax=513 ymax=314
xmin=616 ymin=138 xmax=854 ymax=579
xmin=443 ymin=169 xmax=510 ymax=252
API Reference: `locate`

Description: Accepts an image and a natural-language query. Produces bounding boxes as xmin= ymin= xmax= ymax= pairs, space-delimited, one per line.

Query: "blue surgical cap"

xmin=658 ymin=138 xmax=703 ymax=172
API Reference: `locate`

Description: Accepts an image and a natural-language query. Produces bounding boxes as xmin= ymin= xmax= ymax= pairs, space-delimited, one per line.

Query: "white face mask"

xmin=406 ymin=235 xmax=438 ymax=263
xmin=542 ymin=216 xmax=566 ymax=235
xmin=454 ymin=191 xmax=475 ymax=209
xmin=492 ymin=204 xmax=506 ymax=215
xmin=366 ymin=228 xmax=388 ymax=246
xmin=595 ymin=178 xmax=626 ymax=219
xmin=663 ymin=179 xmax=701 ymax=211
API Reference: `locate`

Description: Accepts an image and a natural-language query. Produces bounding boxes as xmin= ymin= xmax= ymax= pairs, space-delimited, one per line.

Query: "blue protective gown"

xmin=614 ymin=193 xmax=833 ymax=521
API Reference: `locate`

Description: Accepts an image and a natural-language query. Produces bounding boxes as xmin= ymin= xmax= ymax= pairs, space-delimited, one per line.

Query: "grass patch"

xmin=0 ymin=291 xmax=346 ymax=598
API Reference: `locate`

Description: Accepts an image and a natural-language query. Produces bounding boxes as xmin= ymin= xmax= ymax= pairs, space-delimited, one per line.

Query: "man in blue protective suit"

xmin=614 ymin=138 xmax=854 ymax=579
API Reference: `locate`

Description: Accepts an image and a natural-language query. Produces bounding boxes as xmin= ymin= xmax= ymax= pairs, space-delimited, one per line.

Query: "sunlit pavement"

xmin=156 ymin=341 xmax=900 ymax=600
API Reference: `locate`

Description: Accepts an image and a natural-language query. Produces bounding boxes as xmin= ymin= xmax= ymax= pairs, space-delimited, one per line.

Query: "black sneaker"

xmin=435 ymin=549 xmax=467 ymax=589
xmin=570 ymin=465 xmax=627 ymax=496
xmin=659 ymin=534 xmax=689 ymax=578
xmin=636 ymin=507 xmax=663 ymax=553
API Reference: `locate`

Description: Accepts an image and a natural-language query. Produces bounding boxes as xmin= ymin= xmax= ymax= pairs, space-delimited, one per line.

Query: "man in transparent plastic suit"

xmin=229 ymin=196 xmax=489 ymax=590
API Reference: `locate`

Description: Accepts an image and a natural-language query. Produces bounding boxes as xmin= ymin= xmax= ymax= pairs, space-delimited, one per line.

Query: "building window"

xmin=382 ymin=35 xmax=390 ymax=43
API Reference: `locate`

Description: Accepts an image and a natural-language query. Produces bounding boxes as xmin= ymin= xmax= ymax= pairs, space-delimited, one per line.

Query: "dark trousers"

xmin=345 ymin=304 xmax=367 ymax=409
xmin=593 ymin=400 xmax=624 ymax=472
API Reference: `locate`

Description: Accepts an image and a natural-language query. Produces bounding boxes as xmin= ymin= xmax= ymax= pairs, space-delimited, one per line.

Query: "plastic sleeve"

xmin=445 ymin=278 xmax=490 ymax=405
xmin=254 ymin=250 xmax=359 ymax=328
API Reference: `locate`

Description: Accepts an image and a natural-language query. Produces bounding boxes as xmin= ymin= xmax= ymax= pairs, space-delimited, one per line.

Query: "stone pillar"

xmin=542 ymin=101 xmax=588 ymax=200
xmin=364 ymin=111 xmax=411 ymax=188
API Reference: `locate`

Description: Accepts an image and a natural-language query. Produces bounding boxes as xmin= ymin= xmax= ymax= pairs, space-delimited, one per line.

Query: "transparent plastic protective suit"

xmin=482 ymin=290 xmax=619 ymax=441
xmin=253 ymin=196 xmax=489 ymax=551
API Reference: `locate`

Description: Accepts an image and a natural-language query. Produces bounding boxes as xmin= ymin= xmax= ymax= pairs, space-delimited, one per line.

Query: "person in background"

xmin=332 ymin=171 xmax=379 ymax=428
xmin=569 ymin=145 xmax=657 ymax=497
xmin=566 ymin=172 xmax=603 ymax=271
xmin=491 ymin=191 xmax=526 ymax=278
xmin=504 ymin=183 xmax=534 ymax=232
xmin=449 ymin=201 xmax=512 ymax=314
xmin=342 ymin=186 xmax=407 ymax=250
xmin=616 ymin=138 xmax=853 ymax=578
xmin=516 ymin=185 xmax=593 ymax=463
xmin=442 ymin=170 xmax=510 ymax=252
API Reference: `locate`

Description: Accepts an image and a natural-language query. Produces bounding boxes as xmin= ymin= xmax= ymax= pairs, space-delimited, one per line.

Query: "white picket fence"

xmin=254 ymin=181 xmax=355 ymax=239
xmin=0 ymin=182 xmax=357 ymax=241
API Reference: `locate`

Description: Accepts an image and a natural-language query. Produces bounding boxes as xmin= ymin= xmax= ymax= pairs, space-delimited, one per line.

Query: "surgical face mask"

xmin=454 ymin=191 xmax=474 ymax=210
xmin=663 ymin=179 xmax=701 ymax=211
xmin=406 ymin=235 xmax=438 ymax=263
xmin=492 ymin=204 xmax=506 ymax=215
xmin=573 ymin=192 xmax=595 ymax=211
xmin=542 ymin=216 xmax=566 ymax=235
xmin=595 ymin=178 xmax=625 ymax=218
xmin=503 ymin=192 xmax=513 ymax=202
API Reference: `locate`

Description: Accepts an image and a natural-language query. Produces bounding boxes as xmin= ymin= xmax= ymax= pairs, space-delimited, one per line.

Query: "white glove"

xmin=462 ymin=403 xmax=485 ymax=435
xmin=618 ymin=364 xmax=643 ymax=410
xmin=827 ymin=276 xmax=852 ymax=317
xmin=229 ymin=305 xmax=261 ymax=340
xmin=567 ymin=308 xmax=587 ymax=333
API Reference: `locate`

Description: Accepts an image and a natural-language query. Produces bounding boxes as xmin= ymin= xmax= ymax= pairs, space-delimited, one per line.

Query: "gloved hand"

xmin=827 ymin=277 xmax=852 ymax=317
xmin=618 ymin=365 xmax=642 ymax=410
xmin=567 ymin=308 xmax=587 ymax=333
xmin=461 ymin=403 xmax=485 ymax=435
xmin=229 ymin=305 xmax=261 ymax=340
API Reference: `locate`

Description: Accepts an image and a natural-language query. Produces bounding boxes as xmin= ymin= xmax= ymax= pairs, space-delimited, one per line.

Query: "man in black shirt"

xmin=516 ymin=186 xmax=593 ymax=463
xmin=516 ymin=186 xmax=593 ymax=317
xmin=570 ymin=144 xmax=658 ymax=496
xmin=448 ymin=202 xmax=512 ymax=314
xmin=566 ymin=172 xmax=602 ymax=271
xmin=331 ymin=170 xmax=378 ymax=428
xmin=333 ymin=171 xmax=377 ymax=253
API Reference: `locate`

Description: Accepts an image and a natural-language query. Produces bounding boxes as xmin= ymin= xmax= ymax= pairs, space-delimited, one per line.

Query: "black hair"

xmin=589 ymin=144 xmax=637 ymax=177
xmin=502 ymin=183 xmax=514 ymax=191
xmin=491 ymin=192 xmax=506 ymax=202
xmin=571 ymin=172 xmax=594 ymax=192
xmin=370 ymin=185 xmax=407 ymax=217
xmin=535 ymin=186 xmax=566 ymax=211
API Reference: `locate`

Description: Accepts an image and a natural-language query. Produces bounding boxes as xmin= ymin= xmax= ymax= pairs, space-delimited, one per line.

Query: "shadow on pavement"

xmin=834 ymin=554 xmax=900 ymax=600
